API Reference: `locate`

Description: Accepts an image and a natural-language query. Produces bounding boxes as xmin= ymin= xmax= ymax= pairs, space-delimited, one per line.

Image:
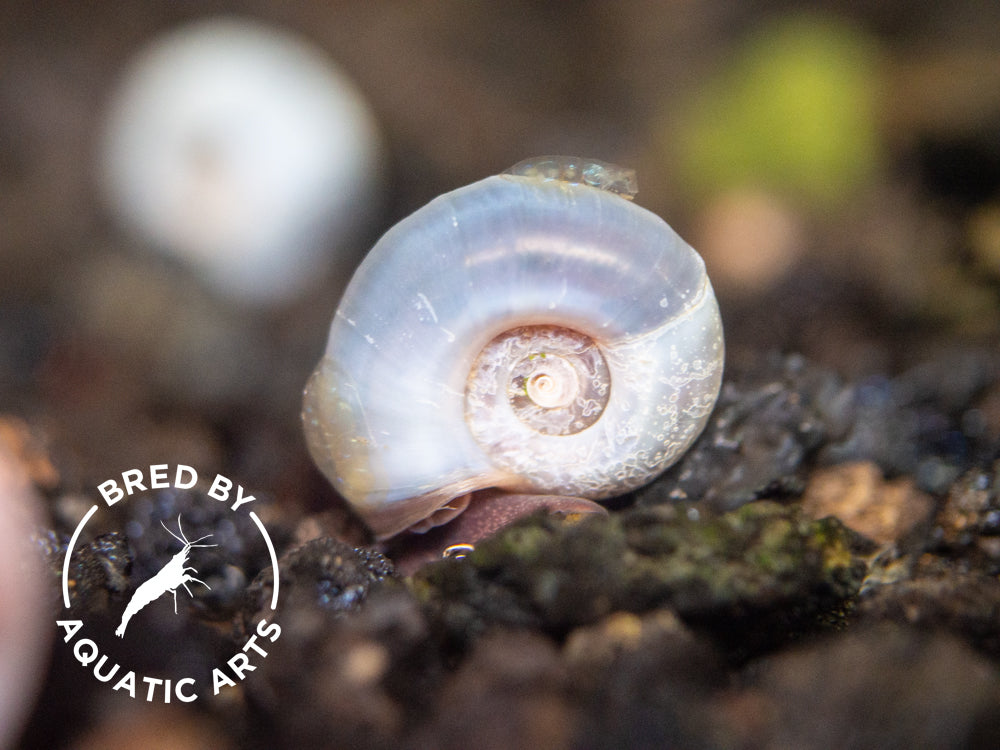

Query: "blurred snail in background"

xmin=303 ymin=157 xmax=724 ymax=557
xmin=98 ymin=17 xmax=382 ymax=304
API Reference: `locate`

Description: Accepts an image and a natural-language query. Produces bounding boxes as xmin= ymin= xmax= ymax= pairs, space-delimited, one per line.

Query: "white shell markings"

xmin=303 ymin=160 xmax=724 ymax=538
xmin=99 ymin=17 xmax=382 ymax=303
xmin=467 ymin=326 xmax=610 ymax=436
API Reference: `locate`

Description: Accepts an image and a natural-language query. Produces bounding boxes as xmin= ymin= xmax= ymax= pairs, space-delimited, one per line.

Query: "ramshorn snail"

xmin=303 ymin=156 xmax=724 ymax=545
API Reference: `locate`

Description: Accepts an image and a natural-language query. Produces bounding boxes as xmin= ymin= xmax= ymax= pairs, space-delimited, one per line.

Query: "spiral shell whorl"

xmin=466 ymin=325 xmax=610 ymax=438
xmin=463 ymin=310 xmax=722 ymax=500
xmin=303 ymin=168 xmax=724 ymax=538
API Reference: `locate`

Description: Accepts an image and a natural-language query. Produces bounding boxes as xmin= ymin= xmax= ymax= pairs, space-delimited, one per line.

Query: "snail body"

xmin=303 ymin=159 xmax=724 ymax=539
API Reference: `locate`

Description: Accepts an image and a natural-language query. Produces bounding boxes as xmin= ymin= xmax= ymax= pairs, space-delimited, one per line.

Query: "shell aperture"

xmin=303 ymin=160 xmax=724 ymax=539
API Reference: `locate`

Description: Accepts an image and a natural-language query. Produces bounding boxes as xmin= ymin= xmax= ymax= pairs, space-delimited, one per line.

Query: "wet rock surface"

xmin=240 ymin=536 xmax=395 ymax=630
xmin=637 ymin=350 xmax=1000 ymax=511
xmin=14 ymin=347 xmax=998 ymax=750
xmin=414 ymin=501 xmax=865 ymax=660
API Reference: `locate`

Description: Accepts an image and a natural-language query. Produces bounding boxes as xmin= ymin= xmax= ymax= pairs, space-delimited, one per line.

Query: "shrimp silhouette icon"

xmin=116 ymin=515 xmax=217 ymax=638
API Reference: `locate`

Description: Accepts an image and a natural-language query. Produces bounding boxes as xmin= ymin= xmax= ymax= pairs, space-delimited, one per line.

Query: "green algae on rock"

xmin=413 ymin=501 xmax=866 ymax=658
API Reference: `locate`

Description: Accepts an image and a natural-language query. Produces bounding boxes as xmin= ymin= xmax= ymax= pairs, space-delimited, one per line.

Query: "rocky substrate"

xmin=15 ymin=350 xmax=1000 ymax=749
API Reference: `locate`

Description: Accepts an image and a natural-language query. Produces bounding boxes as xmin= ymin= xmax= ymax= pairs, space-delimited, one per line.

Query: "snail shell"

xmin=99 ymin=17 xmax=382 ymax=304
xmin=303 ymin=158 xmax=724 ymax=539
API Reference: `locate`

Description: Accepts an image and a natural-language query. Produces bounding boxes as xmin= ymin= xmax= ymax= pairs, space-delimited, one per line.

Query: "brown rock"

xmin=802 ymin=461 xmax=934 ymax=545
xmin=747 ymin=625 xmax=1000 ymax=749
xmin=72 ymin=704 xmax=232 ymax=750
xmin=414 ymin=630 xmax=573 ymax=750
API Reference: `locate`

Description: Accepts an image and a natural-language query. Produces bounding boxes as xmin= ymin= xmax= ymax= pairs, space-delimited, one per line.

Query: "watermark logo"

xmin=115 ymin=515 xmax=216 ymax=638
xmin=56 ymin=463 xmax=281 ymax=703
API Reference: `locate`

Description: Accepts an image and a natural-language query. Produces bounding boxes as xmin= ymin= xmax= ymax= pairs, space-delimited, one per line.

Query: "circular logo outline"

xmin=56 ymin=465 xmax=282 ymax=703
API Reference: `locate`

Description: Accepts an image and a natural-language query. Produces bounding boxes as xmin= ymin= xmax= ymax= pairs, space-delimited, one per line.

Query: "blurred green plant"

xmin=671 ymin=14 xmax=882 ymax=209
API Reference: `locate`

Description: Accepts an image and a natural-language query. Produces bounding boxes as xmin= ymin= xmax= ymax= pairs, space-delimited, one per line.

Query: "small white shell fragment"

xmin=303 ymin=162 xmax=724 ymax=538
xmin=98 ymin=17 xmax=382 ymax=304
